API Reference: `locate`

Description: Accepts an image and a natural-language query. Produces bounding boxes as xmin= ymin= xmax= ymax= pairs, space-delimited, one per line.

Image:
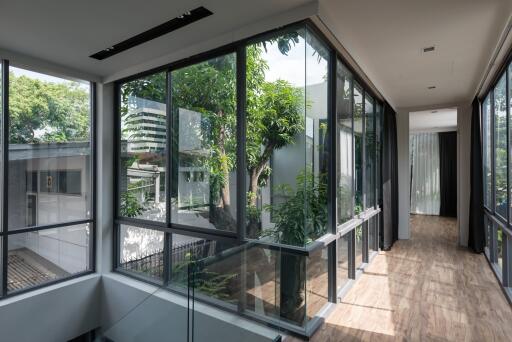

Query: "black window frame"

xmin=0 ymin=60 xmax=96 ymax=297
xmin=480 ymin=49 xmax=512 ymax=305
xmin=112 ymin=19 xmax=387 ymax=338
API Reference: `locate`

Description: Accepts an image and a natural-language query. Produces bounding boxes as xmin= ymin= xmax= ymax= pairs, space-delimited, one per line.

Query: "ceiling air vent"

xmin=90 ymin=6 xmax=213 ymax=60
xmin=423 ymin=46 xmax=435 ymax=53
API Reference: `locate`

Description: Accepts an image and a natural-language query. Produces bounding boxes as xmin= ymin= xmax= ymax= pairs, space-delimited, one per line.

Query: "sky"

xmin=263 ymin=37 xmax=328 ymax=86
xmin=11 ymin=66 xmax=89 ymax=90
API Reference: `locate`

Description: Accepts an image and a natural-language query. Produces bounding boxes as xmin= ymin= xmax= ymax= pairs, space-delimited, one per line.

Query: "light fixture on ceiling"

xmin=90 ymin=6 xmax=213 ymax=60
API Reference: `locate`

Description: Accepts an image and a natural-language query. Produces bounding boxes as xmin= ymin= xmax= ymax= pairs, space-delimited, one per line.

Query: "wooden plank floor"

xmin=288 ymin=215 xmax=512 ymax=341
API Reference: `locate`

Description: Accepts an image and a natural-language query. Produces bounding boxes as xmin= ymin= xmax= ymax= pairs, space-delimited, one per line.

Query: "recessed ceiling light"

xmin=428 ymin=86 xmax=436 ymax=90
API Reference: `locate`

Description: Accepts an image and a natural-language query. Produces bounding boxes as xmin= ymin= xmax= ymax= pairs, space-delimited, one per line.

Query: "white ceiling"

xmin=409 ymin=108 xmax=457 ymax=133
xmin=0 ymin=0 xmax=511 ymax=110
xmin=319 ymin=0 xmax=512 ymax=109
xmin=0 ymin=0 xmax=311 ymax=80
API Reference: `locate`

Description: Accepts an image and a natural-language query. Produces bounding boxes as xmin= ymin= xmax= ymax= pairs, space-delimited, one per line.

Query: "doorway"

xmin=409 ymin=108 xmax=458 ymax=220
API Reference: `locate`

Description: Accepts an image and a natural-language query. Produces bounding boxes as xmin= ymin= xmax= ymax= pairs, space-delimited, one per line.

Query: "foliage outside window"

xmin=3 ymin=66 xmax=92 ymax=293
xmin=494 ymin=75 xmax=507 ymax=219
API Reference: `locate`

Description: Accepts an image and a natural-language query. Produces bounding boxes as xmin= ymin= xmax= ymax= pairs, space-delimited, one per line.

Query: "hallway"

xmin=299 ymin=215 xmax=512 ymax=341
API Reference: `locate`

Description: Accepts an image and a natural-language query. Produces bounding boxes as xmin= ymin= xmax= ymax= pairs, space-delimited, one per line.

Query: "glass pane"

xmin=8 ymin=67 xmax=91 ymax=229
xmin=336 ymin=60 xmax=353 ymax=225
xmin=497 ymin=226 xmax=503 ymax=270
xmin=365 ymin=94 xmax=375 ymax=209
xmin=369 ymin=215 xmax=377 ymax=254
xmin=306 ymin=247 xmax=328 ymax=321
xmin=169 ymin=234 xmax=240 ymax=306
xmin=483 ymin=95 xmax=492 ymax=208
xmin=7 ymin=224 xmax=90 ymax=292
xmin=245 ymin=245 xmax=307 ymax=327
xmin=170 ymin=53 xmax=237 ymax=232
xmin=245 ymin=26 xmax=307 ymax=245
xmin=119 ymin=72 xmax=166 ymax=222
xmin=354 ymin=84 xmax=363 ymax=214
xmin=355 ymin=225 xmax=363 ymax=268
xmin=245 ymin=245 xmax=280 ymax=321
xmin=337 ymin=233 xmax=350 ymax=292
xmin=304 ymin=28 xmax=330 ymax=243
xmin=494 ymin=75 xmax=507 ymax=218
xmin=0 ymin=62 xmax=2 ymax=222
xmin=118 ymin=225 xmax=164 ymax=282
xmin=376 ymin=102 xmax=382 ymax=207
xmin=485 ymin=216 xmax=491 ymax=250
xmin=509 ymin=63 xmax=512 ymax=221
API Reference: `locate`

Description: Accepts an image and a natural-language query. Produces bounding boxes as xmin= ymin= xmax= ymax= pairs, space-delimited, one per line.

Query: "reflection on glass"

xmin=118 ymin=225 xmax=164 ymax=281
xmin=306 ymin=247 xmax=328 ymax=321
xmin=509 ymin=64 xmax=512 ymax=220
xmin=119 ymin=73 xmax=166 ymax=222
xmin=337 ymin=233 xmax=350 ymax=291
xmin=170 ymin=54 xmax=237 ymax=231
xmin=376 ymin=102 xmax=382 ymax=207
xmin=170 ymin=234 xmax=240 ymax=305
xmin=365 ymin=94 xmax=375 ymax=209
xmin=8 ymin=67 xmax=91 ymax=229
xmin=369 ymin=216 xmax=377 ymax=254
xmin=485 ymin=216 xmax=491 ymax=250
xmin=336 ymin=60 xmax=353 ymax=224
xmin=7 ymin=224 xmax=90 ymax=292
xmin=355 ymin=225 xmax=363 ymax=268
xmin=494 ymin=75 xmax=507 ymax=218
xmin=245 ymin=245 xmax=280 ymax=320
xmin=497 ymin=226 xmax=503 ymax=270
xmin=354 ymin=84 xmax=363 ymax=214
xmin=245 ymin=26 xmax=329 ymax=246
xmin=245 ymin=244 xmax=308 ymax=326
xmin=483 ymin=95 xmax=492 ymax=208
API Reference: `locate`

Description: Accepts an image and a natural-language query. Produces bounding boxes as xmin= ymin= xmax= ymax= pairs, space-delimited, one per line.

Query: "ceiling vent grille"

xmin=90 ymin=6 xmax=213 ymax=60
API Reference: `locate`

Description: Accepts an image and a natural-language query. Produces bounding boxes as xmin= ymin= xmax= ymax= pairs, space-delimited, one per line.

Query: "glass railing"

xmin=96 ymin=245 xmax=290 ymax=342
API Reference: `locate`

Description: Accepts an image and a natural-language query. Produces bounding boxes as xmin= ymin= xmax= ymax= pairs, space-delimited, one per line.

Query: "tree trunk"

xmin=212 ymin=111 xmax=236 ymax=231
xmin=246 ymin=142 xmax=275 ymax=238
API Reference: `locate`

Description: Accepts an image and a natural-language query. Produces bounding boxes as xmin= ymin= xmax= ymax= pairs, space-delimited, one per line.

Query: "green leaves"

xmin=9 ymin=73 xmax=90 ymax=144
xmin=263 ymin=168 xmax=328 ymax=246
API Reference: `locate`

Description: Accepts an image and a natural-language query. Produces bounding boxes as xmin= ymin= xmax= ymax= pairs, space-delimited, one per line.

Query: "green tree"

xmin=171 ymin=55 xmax=237 ymax=227
xmin=9 ymin=73 xmax=90 ymax=144
xmin=120 ymin=42 xmax=304 ymax=231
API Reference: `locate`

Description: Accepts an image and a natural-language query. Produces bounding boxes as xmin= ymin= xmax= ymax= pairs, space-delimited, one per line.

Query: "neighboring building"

xmin=124 ymin=96 xmax=167 ymax=153
xmin=8 ymin=142 xmax=91 ymax=290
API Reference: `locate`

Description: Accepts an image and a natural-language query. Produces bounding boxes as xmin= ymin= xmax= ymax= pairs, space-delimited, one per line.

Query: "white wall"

xmin=396 ymin=110 xmax=410 ymax=239
xmin=0 ymin=275 xmax=101 ymax=342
